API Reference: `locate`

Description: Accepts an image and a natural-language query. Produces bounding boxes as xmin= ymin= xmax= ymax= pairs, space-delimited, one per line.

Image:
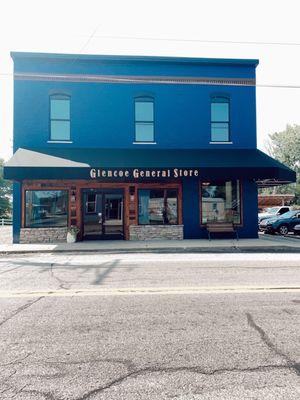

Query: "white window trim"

xmin=47 ymin=140 xmax=73 ymax=144
xmin=209 ymin=141 xmax=233 ymax=144
xmin=133 ymin=141 xmax=157 ymax=145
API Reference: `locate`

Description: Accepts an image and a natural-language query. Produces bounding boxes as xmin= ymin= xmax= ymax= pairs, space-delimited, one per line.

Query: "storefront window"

xmin=201 ymin=180 xmax=241 ymax=224
xmin=138 ymin=189 xmax=178 ymax=225
xmin=25 ymin=190 xmax=68 ymax=227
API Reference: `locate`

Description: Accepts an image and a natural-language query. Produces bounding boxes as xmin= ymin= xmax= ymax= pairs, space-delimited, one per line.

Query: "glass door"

xmin=83 ymin=192 xmax=103 ymax=239
xmin=103 ymin=193 xmax=124 ymax=237
xmin=83 ymin=189 xmax=124 ymax=240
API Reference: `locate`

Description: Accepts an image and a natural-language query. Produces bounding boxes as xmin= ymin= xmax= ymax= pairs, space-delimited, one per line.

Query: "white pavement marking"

xmin=0 ymin=285 xmax=300 ymax=298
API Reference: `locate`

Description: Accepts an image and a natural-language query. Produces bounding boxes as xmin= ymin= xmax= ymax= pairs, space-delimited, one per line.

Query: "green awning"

xmin=4 ymin=147 xmax=296 ymax=186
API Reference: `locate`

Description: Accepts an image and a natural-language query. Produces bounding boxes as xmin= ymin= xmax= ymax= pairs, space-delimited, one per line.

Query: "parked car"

xmin=259 ymin=210 xmax=300 ymax=235
xmin=258 ymin=206 xmax=291 ymax=224
xmin=292 ymin=224 xmax=300 ymax=235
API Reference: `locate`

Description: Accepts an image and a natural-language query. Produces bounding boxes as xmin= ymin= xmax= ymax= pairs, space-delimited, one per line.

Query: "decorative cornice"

xmin=14 ymin=72 xmax=256 ymax=86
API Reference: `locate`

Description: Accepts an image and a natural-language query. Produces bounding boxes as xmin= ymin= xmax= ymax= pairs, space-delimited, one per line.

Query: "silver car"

xmin=258 ymin=206 xmax=291 ymax=225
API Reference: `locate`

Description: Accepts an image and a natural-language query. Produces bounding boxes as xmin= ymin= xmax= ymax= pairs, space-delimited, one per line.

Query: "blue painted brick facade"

xmin=11 ymin=53 xmax=260 ymax=241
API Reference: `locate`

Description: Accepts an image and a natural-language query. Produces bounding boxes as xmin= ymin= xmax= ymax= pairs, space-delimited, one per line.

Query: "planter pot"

xmin=67 ymin=232 xmax=77 ymax=243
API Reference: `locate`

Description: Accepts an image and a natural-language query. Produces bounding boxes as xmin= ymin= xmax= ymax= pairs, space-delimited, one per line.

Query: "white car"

xmin=258 ymin=206 xmax=291 ymax=224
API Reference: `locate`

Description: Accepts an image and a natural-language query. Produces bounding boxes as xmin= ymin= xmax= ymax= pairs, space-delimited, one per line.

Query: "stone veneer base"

xmin=129 ymin=225 xmax=184 ymax=241
xmin=20 ymin=227 xmax=68 ymax=244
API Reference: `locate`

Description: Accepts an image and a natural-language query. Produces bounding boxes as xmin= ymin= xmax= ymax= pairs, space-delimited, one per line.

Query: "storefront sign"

xmin=90 ymin=168 xmax=200 ymax=179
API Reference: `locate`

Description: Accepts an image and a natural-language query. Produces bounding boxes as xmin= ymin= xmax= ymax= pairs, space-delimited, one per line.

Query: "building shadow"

xmin=0 ymin=257 xmax=122 ymax=287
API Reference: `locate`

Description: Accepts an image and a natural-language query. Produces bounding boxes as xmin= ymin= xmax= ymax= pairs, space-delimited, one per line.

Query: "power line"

xmin=0 ymin=26 xmax=102 ymax=79
xmin=257 ymin=84 xmax=300 ymax=89
xmin=2 ymin=31 xmax=300 ymax=89
xmin=69 ymin=23 xmax=102 ymax=65
xmin=3 ymin=31 xmax=300 ymax=47
xmin=91 ymin=34 xmax=300 ymax=47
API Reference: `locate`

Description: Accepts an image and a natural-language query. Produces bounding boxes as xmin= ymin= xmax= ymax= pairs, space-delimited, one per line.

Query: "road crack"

xmin=44 ymin=357 xmax=136 ymax=371
xmin=0 ymin=369 xmax=17 ymax=388
xmin=246 ymin=312 xmax=291 ymax=361
xmin=76 ymin=363 xmax=295 ymax=400
xmin=0 ymin=385 xmax=14 ymax=395
xmin=0 ymin=297 xmax=44 ymax=328
xmin=50 ymin=263 xmax=70 ymax=290
xmin=0 ymin=352 xmax=32 ymax=367
xmin=2 ymin=357 xmax=298 ymax=399
xmin=246 ymin=312 xmax=299 ymax=375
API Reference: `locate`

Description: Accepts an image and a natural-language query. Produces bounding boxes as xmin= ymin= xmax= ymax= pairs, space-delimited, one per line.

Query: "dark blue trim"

xmin=3 ymin=148 xmax=296 ymax=183
xmin=11 ymin=52 xmax=259 ymax=67
xmin=4 ymin=166 xmax=295 ymax=183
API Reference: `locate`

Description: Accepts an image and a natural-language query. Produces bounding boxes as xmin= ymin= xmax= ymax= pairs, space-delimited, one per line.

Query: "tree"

xmin=0 ymin=158 xmax=12 ymax=217
xmin=268 ymin=124 xmax=300 ymax=170
xmin=262 ymin=124 xmax=300 ymax=202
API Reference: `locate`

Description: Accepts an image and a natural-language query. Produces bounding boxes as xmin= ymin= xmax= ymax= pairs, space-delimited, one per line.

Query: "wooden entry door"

xmin=82 ymin=189 xmax=124 ymax=240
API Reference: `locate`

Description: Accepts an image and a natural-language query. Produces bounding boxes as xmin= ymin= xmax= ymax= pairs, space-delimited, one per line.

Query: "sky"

xmin=1 ymin=0 xmax=300 ymax=161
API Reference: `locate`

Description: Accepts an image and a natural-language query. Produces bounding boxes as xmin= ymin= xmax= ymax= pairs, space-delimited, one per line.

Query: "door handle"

xmin=98 ymin=212 xmax=102 ymax=224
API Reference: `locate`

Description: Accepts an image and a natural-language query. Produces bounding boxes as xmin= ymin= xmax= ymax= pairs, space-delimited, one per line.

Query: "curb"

xmin=1 ymin=245 xmax=300 ymax=255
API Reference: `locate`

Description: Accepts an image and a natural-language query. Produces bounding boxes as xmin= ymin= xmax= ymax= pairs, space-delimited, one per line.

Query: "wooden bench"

xmin=206 ymin=222 xmax=239 ymax=241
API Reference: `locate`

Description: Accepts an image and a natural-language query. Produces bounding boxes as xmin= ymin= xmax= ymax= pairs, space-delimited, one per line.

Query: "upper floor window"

xmin=134 ymin=97 xmax=154 ymax=142
xmin=50 ymin=95 xmax=71 ymax=141
xmin=211 ymin=96 xmax=230 ymax=142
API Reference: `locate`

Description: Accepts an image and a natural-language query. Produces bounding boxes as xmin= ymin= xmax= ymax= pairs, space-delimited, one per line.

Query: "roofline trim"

xmin=10 ymin=51 xmax=259 ymax=67
xmin=14 ymin=72 xmax=256 ymax=86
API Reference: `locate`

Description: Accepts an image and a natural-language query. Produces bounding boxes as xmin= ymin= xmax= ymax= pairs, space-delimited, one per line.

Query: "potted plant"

xmin=67 ymin=225 xmax=80 ymax=243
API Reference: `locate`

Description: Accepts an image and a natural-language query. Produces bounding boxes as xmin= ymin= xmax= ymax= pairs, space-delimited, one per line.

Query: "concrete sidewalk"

xmin=1 ymin=233 xmax=300 ymax=254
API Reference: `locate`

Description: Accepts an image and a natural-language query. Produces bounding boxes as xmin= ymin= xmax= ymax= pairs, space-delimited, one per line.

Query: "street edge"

xmin=1 ymin=246 xmax=300 ymax=256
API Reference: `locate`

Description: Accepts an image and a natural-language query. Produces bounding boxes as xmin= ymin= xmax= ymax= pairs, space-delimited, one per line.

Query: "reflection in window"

xmin=25 ymin=190 xmax=68 ymax=227
xmin=138 ymin=189 xmax=178 ymax=225
xmin=135 ymin=97 xmax=154 ymax=142
xmin=50 ymin=95 xmax=71 ymax=141
xmin=105 ymin=195 xmax=123 ymax=221
xmin=211 ymin=96 xmax=229 ymax=142
xmin=201 ymin=180 xmax=240 ymax=224
xmin=86 ymin=193 xmax=96 ymax=214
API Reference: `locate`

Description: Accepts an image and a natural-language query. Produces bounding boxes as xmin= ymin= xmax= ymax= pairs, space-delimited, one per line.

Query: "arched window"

xmin=211 ymin=96 xmax=230 ymax=142
xmin=50 ymin=94 xmax=71 ymax=141
xmin=134 ymin=96 xmax=154 ymax=142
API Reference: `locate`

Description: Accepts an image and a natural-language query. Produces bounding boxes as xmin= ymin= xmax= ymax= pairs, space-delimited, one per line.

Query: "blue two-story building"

xmin=4 ymin=52 xmax=295 ymax=243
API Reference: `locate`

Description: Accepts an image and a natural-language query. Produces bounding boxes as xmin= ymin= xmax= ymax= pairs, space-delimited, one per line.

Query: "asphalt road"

xmin=0 ymin=252 xmax=300 ymax=399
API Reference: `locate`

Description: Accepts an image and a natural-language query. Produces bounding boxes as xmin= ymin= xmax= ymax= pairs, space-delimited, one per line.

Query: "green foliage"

xmin=260 ymin=124 xmax=300 ymax=204
xmin=268 ymin=124 xmax=300 ymax=171
xmin=0 ymin=158 xmax=12 ymax=217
